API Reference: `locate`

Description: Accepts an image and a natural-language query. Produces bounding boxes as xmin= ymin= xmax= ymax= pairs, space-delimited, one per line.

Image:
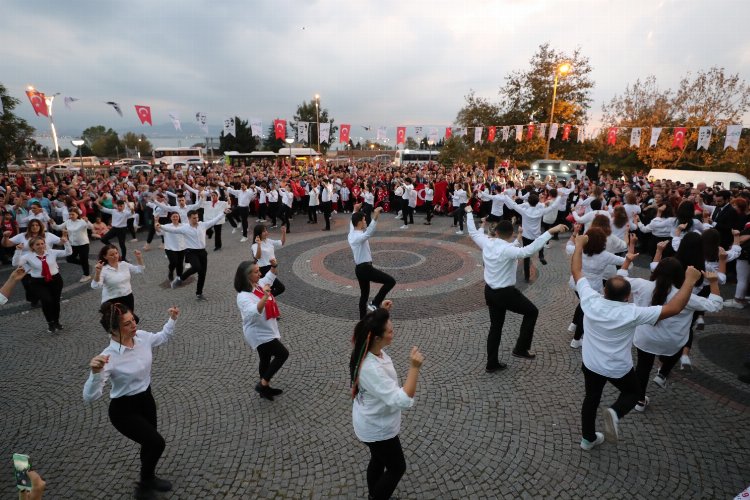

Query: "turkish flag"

xmin=274 ymin=119 xmax=287 ymax=139
xmin=340 ymin=124 xmax=351 ymax=144
xmin=25 ymin=90 xmax=48 ymax=117
xmin=396 ymin=126 xmax=406 ymax=144
xmin=134 ymin=105 xmax=152 ymax=125
xmin=672 ymin=127 xmax=686 ymax=149
xmin=445 ymin=127 xmax=452 ymax=139
xmin=562 ymin=124 xmax=572 ymax=141
xmin=607 ymin=127 xmax=618 ymax=145
xmin=526 ymin=124 xmax=535 ymax=141
xmin=488 ymin=126 xmax=496 ymax=142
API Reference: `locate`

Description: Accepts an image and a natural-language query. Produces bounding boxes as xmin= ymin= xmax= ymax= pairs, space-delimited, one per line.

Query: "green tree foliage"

xmin=0 ymin=83 xmax=37 ymax=166
xmin=602 ymin=67 xmax=750 ymax=171
xmin=121 ymin=132 xmax=153 ymax=157
xmin=81 ymin=125 xmax=122 ymax=157
xmin=219 ymin=117 xmax=258 ymax=153
xmin=292 ymin=99 xmax=337 ymax=153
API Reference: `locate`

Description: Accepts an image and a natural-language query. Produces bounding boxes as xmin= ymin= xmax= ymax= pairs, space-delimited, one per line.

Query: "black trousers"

xmin=101 ymin=226 xmax=128 ymax=260
xmin=307 ymin=204 xmax=318 ymax=223
xmin=108 ymin=387 xmax=165 ymax=483
xmin=401 ymin=199 xmax=413 ymax=225
xmin=424 ymin=200 xmax=433 ymax=222
xmin=268 ymin=202 xmax=279 ymax=226
xmin=106 ymin=293 xmax=135 ymax=313
xmin=181 ymin=249 xmax=208 ymax=295
xmin=259 ymin=265 xmax=285 ymax=297
xmin=279 ymin=204 xmax=291 ymax=231
xmin=165 ymin=249 xmax=184 ymax=281
xmin=581 ymin=364 xmax=639 ymax=442
xmin=236 ymin=206 xmax=250 ymax=237
xmin=365 ymin=435 xmax=406 ymax=500
xmin=452 ymin=203 xmax=466 ymax=230
xmin=257 ymin=338 xmax=289 ymax=382
xmin=66 ymin=243 xmax=90 ymax=276
xmin=355 ymin=262 xmax=396 ymax=319
xmin=322 ymin=201 xmax=332 ymax=230
xmin=635 ymin=348 xmax=682 ymax=401
xmin=206 ymin=224 xmax=223 ymax=250
xmin=521 ymin=236 xmax=544 ymax=281
xmin=258 ymin=203 xmax=267 ymax=221
xmin=30 ymin=275 xmax=63 ymax=323
xmin=484 ymin=284 xmax=538 ymax=365
xmin=686 ymin=285 xmax=711 ymax=349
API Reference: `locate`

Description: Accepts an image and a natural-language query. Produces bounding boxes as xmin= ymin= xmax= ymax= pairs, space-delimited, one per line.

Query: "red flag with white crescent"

xmin=526 ymin=124 xmax=535 ymax=141
xmin=134 ymin=105 xmax=152 ymax=125
xmin=607 ymin=127 xmax=618 ymax=145
xmin=25 ymin=90 xmax=48 ymax=117
xmin=274 ymin=119 xmax=287 ymax=139
xmin=396 ymin=126 xmax=406 ymax=144
xmin=562 ymin=124 xmax=572 ymax=141
xmin=340 ymin=124 xmax=351 ymax=144
xmin=672 ymin=127 xmax=686 ymax=149
xmin=487 ymin=126 xmax=496 ymax=142
xmin=445 ymin=127 xmax=452 ymax=139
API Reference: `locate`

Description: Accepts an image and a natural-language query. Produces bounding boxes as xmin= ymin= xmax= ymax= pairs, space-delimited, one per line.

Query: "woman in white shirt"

xmin=306 ymin=180 xmax=319 ymax=224
xmin=50 ymin=208 xmax=94 ymax=282
xmin=91 ymin=244 xmax=145 ymax=313
xmin=12 ymin=235 xmax=72 ymax=332
xmin=83 ymin=302 xmax=180 ymax=498
xmin=3 ymin=219 xmax=61 ymax=306
xmin=422 ymin=182 xmax=435 ymax=225
xmin=362 ymin=183 xmax=375 ymax=225
xmin=251 ymin=224 xmax=286 ymax=297
xmin=349 ymin=304 xmax=424 ymax=500
xmin=451 ymin=183 xmax=469 ymax=234
xmin=234 ymin=259 xmax=288 ymax=401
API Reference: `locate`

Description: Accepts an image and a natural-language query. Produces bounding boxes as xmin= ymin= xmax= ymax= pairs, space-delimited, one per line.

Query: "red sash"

xmin=252 ymin=287 xmax=280 ymax=320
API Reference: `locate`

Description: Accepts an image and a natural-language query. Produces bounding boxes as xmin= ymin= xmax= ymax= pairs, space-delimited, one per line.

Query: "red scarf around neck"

xmin=252 ymin=287 xmax=280 ymax=320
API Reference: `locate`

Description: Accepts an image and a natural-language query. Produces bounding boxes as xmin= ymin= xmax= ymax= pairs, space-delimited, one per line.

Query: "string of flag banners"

xmin=19 ymin=89 xmax=747 ymax=151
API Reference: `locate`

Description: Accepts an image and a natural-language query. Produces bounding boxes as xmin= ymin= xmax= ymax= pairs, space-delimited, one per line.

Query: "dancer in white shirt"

xmin=83 ymin=303 xmax=180 ymax=499
xmin=465 ymin=206 xmax=567 ymax=369
xmin=202 ymin=191 xmax=229 ymax=251
xmin=349 ymin=204 xmax=396 ymax=319
xmin=252 ymin=224 xmax=287 ymax=297
xmin=159 ymin=213 xmax=186 ymax=283
xmin=92 ymin=244 xmax=145 ymax=313
xmin=50 ymin=207 xmax=94 ymax=282
xmin=349 ymin=302 xmax=424 ymax=500
xmin=97 ymin=199 xmax=132 ymax=261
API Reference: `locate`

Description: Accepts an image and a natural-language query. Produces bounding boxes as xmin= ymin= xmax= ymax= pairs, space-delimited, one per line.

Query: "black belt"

xmin=356 ymin=261 xmax=372 ymax=267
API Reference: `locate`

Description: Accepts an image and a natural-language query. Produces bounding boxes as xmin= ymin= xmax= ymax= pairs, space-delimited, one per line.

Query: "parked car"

xmin=129 ymin=164 xmax=153 ymax=175
xmin=113 ymin=158 xmax=141 ymax=166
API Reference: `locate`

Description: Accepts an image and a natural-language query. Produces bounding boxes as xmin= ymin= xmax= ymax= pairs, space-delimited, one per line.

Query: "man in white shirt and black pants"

xmin=349 ymin=203 xmax=396 ymax=319
xmin=570 ymin=233 xmax=701 ymax=449
xmin=98 ymin=199 xmax=132 ymax=261
xmin=466 ymin=206 xmax=567 ymax=371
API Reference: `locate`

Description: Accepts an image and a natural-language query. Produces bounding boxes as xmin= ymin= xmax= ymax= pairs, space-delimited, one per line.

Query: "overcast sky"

xmin=2 ymin=0 xmax=749 ymax=138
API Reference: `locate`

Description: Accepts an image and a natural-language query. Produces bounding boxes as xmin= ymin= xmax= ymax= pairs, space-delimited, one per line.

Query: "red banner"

xmin=672 ymin=127 xmax=686 ymax=149
xmin=396 ymin=126 xmax=406 ymax=144
xmin=562 ymin=124 xmax=571 ymax=141
xmin=274 ymin=119 xmax=286 ymax=140
xmin=134 ymin=105 xmax=152 ymax=125
xmin=25 ymin=90 xmax=48 ymax=117
xmin=340 ymin=124 xmax=351 ymax=144
xmin=607 ymin=127 xmax=618 ymax=145
xmin=445 ymin=127 xmax=452 ymax=140
xmin=526 ymin=124 xmax=535 ymax=141
xmin=487 ymin=126 xmax=496 ymax=142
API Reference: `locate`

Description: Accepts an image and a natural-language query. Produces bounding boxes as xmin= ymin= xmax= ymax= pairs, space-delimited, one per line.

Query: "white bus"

xmin=647 ymin=168 xmax=749 ymax=189
xmin=393 ymin=149 xmax=438 ymax=167
xmin=152 ymin=147 xmax=203 ymax=168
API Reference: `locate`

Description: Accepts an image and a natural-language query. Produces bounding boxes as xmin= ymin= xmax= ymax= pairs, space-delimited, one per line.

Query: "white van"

xmin=528 ymin=159 xmax=588 ymax=179
xmin=62 ymin=156 xmax=101 ymax=167
xmin=647 ymin=169 xmax=749 ymax=189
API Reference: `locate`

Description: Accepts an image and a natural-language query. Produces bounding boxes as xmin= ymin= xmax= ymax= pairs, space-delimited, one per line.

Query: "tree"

xmin=263 ymin=122 xmax=286 ymax=152
xmin=82 ymin=125 xmax=122 ymax=157
xmin=0 ymin=82 xmax=37 ymax=166
xmin=121 ymin=132 xmax=153 ymax=157
xmin=292 ymin=99 xmax=337 ymax=154
xmin=219 ymin=117 xmax=259 ymax=153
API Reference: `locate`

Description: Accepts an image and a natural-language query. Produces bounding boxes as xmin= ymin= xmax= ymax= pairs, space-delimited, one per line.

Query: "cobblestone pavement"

xmin=1 ymin=211 xmax=749 ymax=499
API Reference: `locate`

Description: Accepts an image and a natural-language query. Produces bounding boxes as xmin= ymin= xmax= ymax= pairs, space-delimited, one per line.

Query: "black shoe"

xmin=485 ymin=362 xmax=507 ymax=373
xmin=743 ymin=361 xmax=750 ymax=370
xmin=54 ymin=322 xmax=64 ymax=331
xmin=196 ymin=294 xmax=207 ymax=301
xmin=539 ymin=258 xmax=547 ymax=265
xmin=267 ymin=387 xmax=283 ymax=396
xmin=134 ymin=486 xmax=156 ymax=500
xmin=255 ymin=382 xmax=274 ymax=401
xmin=739 ymin=372 xmax=750 ymax=384
xmin=214 ymin=247 xmax=222 ymax=252
xmin=140 ymin=477 xmax=172 ymax=492
xmin=512 ymin=350 xmax=536 ymax=360
xmin=47 ymin=322 xmax=56 ymax=333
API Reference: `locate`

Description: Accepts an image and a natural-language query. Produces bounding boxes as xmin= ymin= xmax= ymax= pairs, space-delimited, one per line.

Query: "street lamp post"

xmin=314 ymin=94 xmax=321 ymax=153
xmin=71 ymin=139 xmax=84 ymax=172
xmin=285 ymin=137 xmax=294 ymax=168
xmin=544 ymin=63 xmax=571 ymax=159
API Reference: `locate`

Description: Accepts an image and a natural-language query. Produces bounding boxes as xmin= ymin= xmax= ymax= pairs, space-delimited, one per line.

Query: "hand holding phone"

xmin=13 ymin=453 xmax=31 ymax=492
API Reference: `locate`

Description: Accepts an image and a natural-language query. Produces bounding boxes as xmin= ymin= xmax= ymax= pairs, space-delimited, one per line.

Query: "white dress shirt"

xmin=467 ymin=213 xmax=552 ymax=288
xmin=160 ymin=223 xmax=186 ymax=251
xmin=352 ymin=350 xmax=414 ymax=443
xmin=577 ymin=277 xmax=662 ymax=378
xmin=52 ymin=218 xmax=92 ymax=246
xmin=12 ymin=243 xmax=72 ymax=277
xmin=99 ymin=206 xmax=132 ymax=228
xmin=228 ymin=187 xmax=256 ymax=207
xmin=565 ymin=242 xmax=625 ymax=292
xmin=252 ymin=239 xmax=283 ymax=267
xmin=363 ymin=192 xmax=375 ymax=206
xmin=507 ymin=198 xmax=563 ymax=240
xmin=348 ymin=220 xmax=378 ymax=264
xmin=159 ymin=213 xmax=224 ymax=249
xmin=10 ymin=233 xmax=61 ymax=253
xmin=237 ymin=272 xmax=280 ymax=350
xmin=91 ymin=262 xmax=144 ymax=302
xmin=82 ymin=318 xmax=177 ymax=401
xmin=201 ymin=198 xmax=228 ymax=225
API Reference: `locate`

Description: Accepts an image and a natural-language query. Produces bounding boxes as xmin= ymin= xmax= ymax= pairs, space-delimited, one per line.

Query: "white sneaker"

xmin=130 ymin=238 xmax=138 ymax=242
xmin=580 ymin=432 xmax=605 ymax=451
xmin=695 ymin=316 xmax=705 ymax=330
xmin=395 ymin=212 xmax=402 ymax=218
xmin=142 ymin=243 xmax=150 ymax=251
xmin=544 ymin=242 xmax=551 ymax=249
xmin=603 ymin=408 xmax=619 ymax=443
xmin=568 ymin=323 xmax=577 ymax=333
xmin=570 ymin=339 xmax=582 ymax=349
xmin=79 ymin=275 xmax=92 ymax=283
xmin=232 ymin=228 xmax=237 ymax=234
xmin=653 ymin=372 xmax=668 ymax=389
xmin=170 ymin=277 xmax=182 ymax=289
xmin=680 ymin=354 xmax=692 ymax=371
xmin=723 ymin=299 xmax=747 ymax=309
xmin=240 ymin=237 xmax=248 ymax=242
xmin=455 ymin=230 xmax=464 ymax=235
xmin=366 ymin=303 xmax=377 ymax=312
xmin=634 ymin=396 xmax=650 ymax=412
xmin=400 ymin=225 xmax=409 ymax=229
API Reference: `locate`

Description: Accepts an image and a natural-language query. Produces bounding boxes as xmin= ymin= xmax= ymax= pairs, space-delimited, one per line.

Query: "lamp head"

xmin=558 ymin=63 xmax=571 ymax=75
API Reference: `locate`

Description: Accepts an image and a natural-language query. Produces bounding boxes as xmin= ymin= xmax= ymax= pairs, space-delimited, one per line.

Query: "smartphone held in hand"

xmin=13 ymin=453 xmax=32 ymax=491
